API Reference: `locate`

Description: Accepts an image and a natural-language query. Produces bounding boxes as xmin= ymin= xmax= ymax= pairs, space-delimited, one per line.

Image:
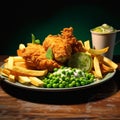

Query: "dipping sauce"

xmin=91 ymin=24 xmax=116 ymax=33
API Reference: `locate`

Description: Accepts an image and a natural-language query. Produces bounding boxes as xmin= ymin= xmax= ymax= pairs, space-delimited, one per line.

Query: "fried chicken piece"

xmin=43 ymin=35 xmax=72 ymax=63
xmin=43 ymin=27 xmax=85 ymax=63
xmin=61 ymin=27 xmax=86 ymax=53
xmin=17 ymin=43 xmax=61 ymax=71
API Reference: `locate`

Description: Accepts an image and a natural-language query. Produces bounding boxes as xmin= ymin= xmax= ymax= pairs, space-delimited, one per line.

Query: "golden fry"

xmin=8 ymin=74 xmax=16 ymax=82
xmin=14 ymin=62 xmax=27 ymax=68
xmin=29 ymin=77 xmax=44 ymax=87
xmin=9 ymin=66 xmax=48 ymax=77
xmin=7 ymin=56 xmax=14 ymax=69
xmin=0 ymin=68 xmax=10 ymax=76
xmin=101 ymin=63 xmax=114 ymax=74
xmin=103 ymin=56 xmax=118 ymax=69
xmin=13 ymin=56 xmax=25 ymax=62
xmin=4 ymin=56 xmax=25 ymax=63
xmin=88 ymin=47 xmax=109 ymax=55
xmin=0 ymin=70 xmax=9 ymax=77
xmin=18 ymin=76 xmax=31 ymax=85
xmin=93 ymin=56 xmax=102 ymax=78
xmin=84 ymin=40 xmax=91 ymax=50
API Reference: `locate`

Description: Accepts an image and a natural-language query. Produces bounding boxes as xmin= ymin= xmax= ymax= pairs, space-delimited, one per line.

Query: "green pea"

xmin=54 ymin=68 xmax=58 ymax=72
xmin=59 ymin=84 xmax=64 ymax=88
xmin=69 ymin=70 xmax=74 ymax=75
xmin=61 ymin=76 xmax=65 ymax=80
xmin=60 ymin=66 xmax=65 ymax=69
xmin=75 ymin=78 xmax=79 ymax=82
xmin=81 ymin=80 xmax=87 ymax=86
xmin=50 ymin=80 xmax=54 ymax=84
xmin=43 ymin=83 xmax=47 ymax=88
xmin=48 ymin=74 xmax=53 ymax=79
xmin=68 ymin=83 xmax=73 ymax=87
xmin=52 ymin=83 xmax=58 ymax=88
xmin=65 ymin=77 xmax=69 ymax=82
xmin=70 ymin=77 xmax=75 ymax=82
xmin=71 ymin=81 xmax=76 ymax=86
xmin=62 ymin=70 xmax=66 ymax=74
xmin=47 ymin=84 xmax=52 ymax=88
xmin=66 ymin=72 xmax=71 ymax=76
xmin=76 ymin=82 xmax=80 ymax=87
xmin=80 ymin=77 xmax=84 ymax=81
xmin=54 ymin=78 xmax=59 ymax=83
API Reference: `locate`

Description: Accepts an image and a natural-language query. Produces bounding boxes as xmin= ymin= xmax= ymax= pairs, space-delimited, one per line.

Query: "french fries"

xmin=88 ymin=47 xmax=109 ymax=55
xmin=83 ymin=40 xmax=118 ymax=78
xmin=0 ymin=56 xmax=47 ymax=87
xmin=29 ymin=77 xmax=44 ymax=87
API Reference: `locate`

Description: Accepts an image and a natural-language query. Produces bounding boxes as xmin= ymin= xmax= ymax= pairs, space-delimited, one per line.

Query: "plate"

xmin=0 ymin=69 xmax=116 ymax=92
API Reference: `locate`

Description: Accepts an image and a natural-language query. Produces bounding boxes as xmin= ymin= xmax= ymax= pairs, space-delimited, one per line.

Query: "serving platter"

xmin=0 ymin=70 xmax=116 ymax=92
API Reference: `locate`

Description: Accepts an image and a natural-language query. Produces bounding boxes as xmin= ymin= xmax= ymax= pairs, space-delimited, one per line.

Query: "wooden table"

xmin=0 ymin=55 xmax=120 ymax=120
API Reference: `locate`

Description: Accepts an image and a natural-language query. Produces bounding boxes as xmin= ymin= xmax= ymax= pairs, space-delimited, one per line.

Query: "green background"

xmin=1 ymin=1 xmax=120 ymax=55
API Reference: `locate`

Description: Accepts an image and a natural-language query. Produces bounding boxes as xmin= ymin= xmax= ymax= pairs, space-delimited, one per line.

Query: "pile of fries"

xmin=81 ymin=40 xmax=118 ymax=78
xmin=0 ymin=56 xmax=48 ymax=87
xmin=0 ymin=40 xmax=118 ymax=87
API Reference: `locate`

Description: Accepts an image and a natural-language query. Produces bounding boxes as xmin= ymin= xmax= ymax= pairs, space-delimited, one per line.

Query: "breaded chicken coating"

xmin=43 ymin=35 xmax=72 ymax=63
xmin=43 ymin=27 xmax=85 ymax=63
xmin=61 ymin=27 xmax=86 ymax=53
xmin=17 ymin=43 xmax=61 ymax=71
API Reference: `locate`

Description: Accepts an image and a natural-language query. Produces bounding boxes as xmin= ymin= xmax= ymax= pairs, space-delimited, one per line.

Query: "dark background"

xmin=1 ymin=0 xmax=120 ymax=55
